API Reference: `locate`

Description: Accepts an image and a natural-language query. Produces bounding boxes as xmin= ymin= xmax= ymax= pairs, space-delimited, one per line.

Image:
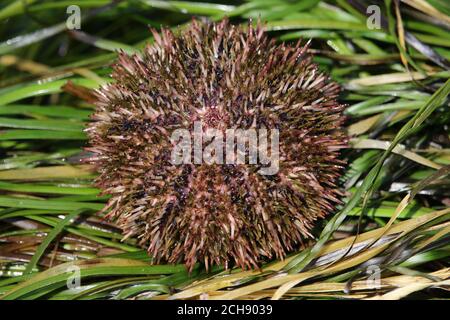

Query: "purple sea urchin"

xmin=87 ymin=19 xmax=347 ymax=271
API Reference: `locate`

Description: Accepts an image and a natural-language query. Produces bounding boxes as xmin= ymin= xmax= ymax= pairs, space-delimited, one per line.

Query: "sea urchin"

xmin=86 ymin=19 xmax=347 ymax=271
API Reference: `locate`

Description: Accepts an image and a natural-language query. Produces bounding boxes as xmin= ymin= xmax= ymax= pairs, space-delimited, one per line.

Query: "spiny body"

xmin=87 ymin=19 xmax=347 ymax=271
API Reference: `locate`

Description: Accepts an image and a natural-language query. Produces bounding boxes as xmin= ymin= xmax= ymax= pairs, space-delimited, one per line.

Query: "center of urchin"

xmin=87 ymin=19 xmax=347 ymax=271
xmin=191 ymin=104 xmax=231 ymax=132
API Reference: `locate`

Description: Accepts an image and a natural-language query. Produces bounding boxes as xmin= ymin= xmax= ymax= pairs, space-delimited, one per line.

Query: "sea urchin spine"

xmin=86 ymin=19 xmax=347 ymax=271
